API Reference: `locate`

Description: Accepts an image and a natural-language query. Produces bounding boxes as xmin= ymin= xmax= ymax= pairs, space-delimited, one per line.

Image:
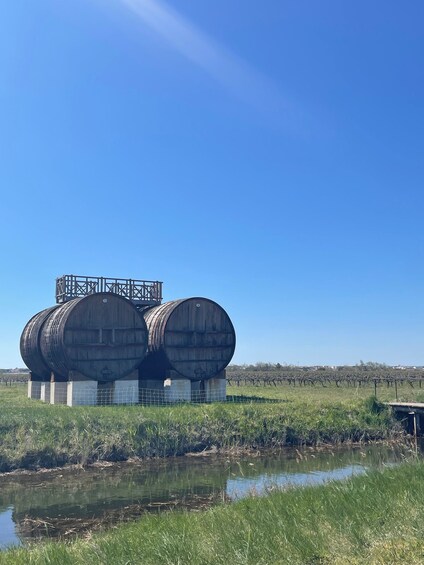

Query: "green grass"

xmin=0 ymin=385 xmax=401 ymax=472
xmin=3 ymin=459 xmax=424 ymax=564
xmin=228 ymin=380 xmax=424 ymax=404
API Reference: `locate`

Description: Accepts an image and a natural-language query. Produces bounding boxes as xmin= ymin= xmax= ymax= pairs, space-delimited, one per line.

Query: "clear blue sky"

xmin=1 ymin=0 xmax=423 ymax=368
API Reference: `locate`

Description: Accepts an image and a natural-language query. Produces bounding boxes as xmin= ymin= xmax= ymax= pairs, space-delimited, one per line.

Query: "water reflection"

xmin=0 ymin=443 xmax=417 ymax=549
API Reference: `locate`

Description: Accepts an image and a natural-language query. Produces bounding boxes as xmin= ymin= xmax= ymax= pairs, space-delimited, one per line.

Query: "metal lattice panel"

xmin=56 ymin=275 xmax=163 ymax=306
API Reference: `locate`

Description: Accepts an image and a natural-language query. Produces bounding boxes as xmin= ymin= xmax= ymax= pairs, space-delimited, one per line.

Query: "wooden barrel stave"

xmin=37 ymin=293 xmax=148 ymax=381
xmin=141 ymin=297 xmax=236 ymax=380
xmin=20 ymin=305 xmax=60 ymax=379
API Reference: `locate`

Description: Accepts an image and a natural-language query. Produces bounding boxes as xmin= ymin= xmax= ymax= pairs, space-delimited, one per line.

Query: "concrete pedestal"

xmin=40 ymin=382 xmax=51 ymax=403
xmin=204 ymin=377 xmax=227 ymax=402
xmin=67 ymin=378 xmax=97 ymax=406
xmin=164 ymin=378 xmax=191 ymax=403
xmin=28 ymin=380 xmax=42 ymax=400
xmin=140 ymin=371 xmax=227 ymax=405
xmin=114 ymin=376 xmax=138 ymax=405
xmin=50 ymin=381 xmax=68 ymax=404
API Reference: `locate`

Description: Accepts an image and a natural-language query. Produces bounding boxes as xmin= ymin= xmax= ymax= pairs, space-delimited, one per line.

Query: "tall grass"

xmin=0 ymin=386 xmax=400 ymax=472
xmin=2 ymin=460 xmax=424 ymax=564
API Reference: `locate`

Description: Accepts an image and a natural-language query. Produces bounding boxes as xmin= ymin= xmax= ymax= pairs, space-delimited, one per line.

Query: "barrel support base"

xmin=139 ymin=371 xmax=227 ymax=404
xmin=40 ymin=382 xmax=51 ymax=403
xmin=164 ymin=374 xmax=191 ymax=403
xmin=204 ymin=371 xmax=227 ymax=402
xmin=114 ymin=372 xmax=139 ymax=405
xmin=28 ymin=378 xmax=42 ymax=400
xmin=67 ymin=373 xmax=97 ymax=406
xmin=51 ymin=380 xmax=68 ymax=405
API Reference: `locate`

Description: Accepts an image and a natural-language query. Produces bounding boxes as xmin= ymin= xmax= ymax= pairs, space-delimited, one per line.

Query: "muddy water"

xmin=0 ymin=443 xmax=417 ymax=549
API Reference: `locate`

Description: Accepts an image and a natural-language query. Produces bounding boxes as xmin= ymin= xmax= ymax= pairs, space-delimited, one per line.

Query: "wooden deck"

xmin=388 ymin=402 xmax=424 ymax=413
xmin=388 ymin=402 xmax=424 ymax=435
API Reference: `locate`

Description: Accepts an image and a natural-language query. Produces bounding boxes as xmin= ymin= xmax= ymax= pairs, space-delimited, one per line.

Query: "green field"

xmin=0 ymin=383 xmax=406 ymax=472
xmin=0 ymin=382 xmax=421 ymax=563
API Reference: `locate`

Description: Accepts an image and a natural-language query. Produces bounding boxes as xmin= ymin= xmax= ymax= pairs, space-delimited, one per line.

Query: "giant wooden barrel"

xmin=20 ymin=305 xmax=60 ymax=379
xmin=140 ymin=297 xmax=236 ymax=380
xmin=39 ymin=293 xmax=148 ymax=381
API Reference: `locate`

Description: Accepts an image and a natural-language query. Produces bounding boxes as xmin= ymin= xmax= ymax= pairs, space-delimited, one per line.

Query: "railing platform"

xmin=56 ymin=275 xmax=163 ymax=306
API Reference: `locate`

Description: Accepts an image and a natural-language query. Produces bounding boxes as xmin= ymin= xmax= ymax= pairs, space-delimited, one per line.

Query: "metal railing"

xmin=56 ymin=275 xmax=163 ymax=306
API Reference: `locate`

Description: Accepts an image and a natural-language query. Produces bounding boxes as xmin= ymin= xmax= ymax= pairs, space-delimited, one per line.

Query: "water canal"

xmin=0 ymin=443 xmax=418 ymax=549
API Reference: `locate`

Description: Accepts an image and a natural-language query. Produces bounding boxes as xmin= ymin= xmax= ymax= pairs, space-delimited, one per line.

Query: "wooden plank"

xmin=389 ymin=402 xmax=424 ymax=408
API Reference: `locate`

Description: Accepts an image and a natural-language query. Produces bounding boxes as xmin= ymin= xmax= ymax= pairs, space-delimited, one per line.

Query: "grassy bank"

xmin=0 ymin=386 xmax=400 ymax=472
xmin=2 ymin=459 xmax=424 ymax=564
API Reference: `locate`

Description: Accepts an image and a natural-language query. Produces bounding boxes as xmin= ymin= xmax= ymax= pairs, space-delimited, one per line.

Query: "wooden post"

xmin=395 ymin=379 xmax=398 ymax=400
xmin=374 ymin=380 xmax=377 ymax=399
xmin=409 ymin=411 xmax=418 ymax=454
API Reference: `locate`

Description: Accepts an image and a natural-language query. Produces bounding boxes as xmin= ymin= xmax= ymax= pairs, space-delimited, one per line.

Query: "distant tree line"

xmin=0 ymin=369 xmax=29 ymax=385
xmin=227 ymin=362 xmax=424 ymax=387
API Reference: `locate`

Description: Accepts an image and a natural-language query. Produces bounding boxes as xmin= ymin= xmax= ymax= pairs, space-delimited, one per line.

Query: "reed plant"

xmin=0 ymin=386 xmax=399 ymax=472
